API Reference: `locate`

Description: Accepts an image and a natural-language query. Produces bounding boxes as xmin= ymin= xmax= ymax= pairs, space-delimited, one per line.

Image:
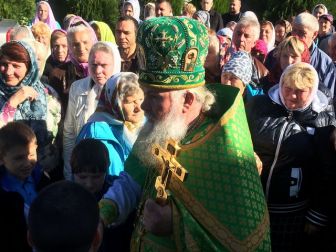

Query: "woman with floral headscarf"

xmin=32 ymin=1 xmax=61 ymax=31
xmin=193 ymin=10 xmax=211 ymax=29
xmin=77 ymin=72 xmax=145 ymax=176
xmin=0 ymin=41 xmax=48 ymax=151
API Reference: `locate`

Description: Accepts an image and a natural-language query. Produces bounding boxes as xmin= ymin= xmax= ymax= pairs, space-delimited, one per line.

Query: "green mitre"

xmin=136 ymin=16 xmax=209 ymax=89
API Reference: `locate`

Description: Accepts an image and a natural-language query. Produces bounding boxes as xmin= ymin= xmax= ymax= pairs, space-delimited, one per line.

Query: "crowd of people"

xmin=1 ymin=0 xmax=336 ymax=251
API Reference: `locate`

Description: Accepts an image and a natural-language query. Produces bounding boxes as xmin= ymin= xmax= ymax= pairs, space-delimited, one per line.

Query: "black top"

xmin=209 ymin=9 xmax=224 ymax=32
xmin=222 ymin=12 xmax=242 ymax=27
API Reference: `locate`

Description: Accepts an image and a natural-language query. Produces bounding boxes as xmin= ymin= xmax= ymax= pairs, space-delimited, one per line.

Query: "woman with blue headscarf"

xmin=77 ymin=72 xmax=146 ymax=176
xmin=0 ymin=41 xmax=48 ymax=161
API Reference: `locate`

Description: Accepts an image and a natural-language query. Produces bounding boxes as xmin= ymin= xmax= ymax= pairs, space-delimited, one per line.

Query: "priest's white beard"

xmin=133 ymin=101 xmax=189 ymax=168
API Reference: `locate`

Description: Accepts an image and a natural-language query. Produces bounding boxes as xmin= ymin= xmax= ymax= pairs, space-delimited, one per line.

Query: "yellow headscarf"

xmin=92 ymin=21 xmax=116 ymax=43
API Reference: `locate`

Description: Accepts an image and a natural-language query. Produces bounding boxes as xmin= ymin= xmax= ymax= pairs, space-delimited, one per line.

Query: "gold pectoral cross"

xmin=152 ymin=139 xmax=188 ymax=205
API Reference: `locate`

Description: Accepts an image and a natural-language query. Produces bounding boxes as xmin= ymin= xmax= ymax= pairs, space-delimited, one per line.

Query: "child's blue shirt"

xmin=0 ymin=172 xmax=37 ymax=206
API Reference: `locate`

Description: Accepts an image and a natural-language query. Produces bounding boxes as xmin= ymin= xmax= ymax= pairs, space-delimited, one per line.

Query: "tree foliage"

xmin=191 ymin=0 xmax=230 ymax=14
xmin=189 ymin=0 xmax=336 ymax=23
xmin=142 ymin=0 xmax=185 ymax=16
xmin=0 ymin=0 xmax=35 ymax=25
xmin=49 ymin=0 xmax=119 ymax=30
xmin=250 ymin=0 xmax=336 ymax=22
xmin=2 ymin=0 xmax=336 ymax=28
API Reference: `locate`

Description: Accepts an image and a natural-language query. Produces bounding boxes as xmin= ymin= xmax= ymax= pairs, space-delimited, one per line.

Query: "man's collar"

xmin=118 ymin=46 xmax=137 ymax=61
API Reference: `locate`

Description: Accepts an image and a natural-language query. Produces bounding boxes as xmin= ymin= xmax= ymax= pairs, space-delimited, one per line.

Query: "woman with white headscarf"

xmin=77 ymin=72 xmax=145 ymax=176
xmin=312 ymin=3 xmax=328 ymax=20
xmin=246 ymin=62 xmax=335 ymax=251
xmin=63 ymin=42 xmax=121 ymax=180
xmin=122 ymin=0 xmax=142 ymax=23
xmin=260 ymin=20 xmax=276 ymax=53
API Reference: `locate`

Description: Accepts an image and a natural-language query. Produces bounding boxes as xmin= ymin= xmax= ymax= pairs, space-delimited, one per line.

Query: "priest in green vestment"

xmin=99 ymin=16 xmax=271 ymax=252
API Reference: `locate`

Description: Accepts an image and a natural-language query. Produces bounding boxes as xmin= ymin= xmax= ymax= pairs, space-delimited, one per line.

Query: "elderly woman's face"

xmin=122 ymin=90 xmax=144 ymax=123
xmin=52 ymin=36 xmax=68 ymax=62
xmin=221 ymin=72 xmax=245 ymax=94
xmin=89 ymin=50 xmax=114 ymax=86
xmin=281 ymin=85 xmax=312 ymax=109
xmin=0 ymin=56 xmax=28 ymax=86
xmin=38 ymin=3 xmax=49 ymax=22
xmin=71 ymin=30 xmax=94 ymax=63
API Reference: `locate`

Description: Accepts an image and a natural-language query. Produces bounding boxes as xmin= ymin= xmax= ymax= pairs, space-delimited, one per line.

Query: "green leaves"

xmin=0 ymin=0 xmax=35 ymax=24
xmin=189 ymin=0 xmax=336 ymax=23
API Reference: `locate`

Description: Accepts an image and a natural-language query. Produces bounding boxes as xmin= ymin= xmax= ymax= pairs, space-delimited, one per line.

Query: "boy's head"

xmin=71 ymin=138 xmax=110 ymax=194
xmin=0 ymin=122 xmax=37 ymax=181
xmin=28 ymin=181 xmax=102 ymax=252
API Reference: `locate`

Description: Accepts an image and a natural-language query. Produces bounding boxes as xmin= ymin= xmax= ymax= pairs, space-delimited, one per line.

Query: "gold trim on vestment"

xmin=139 ymin=81 xmax=205 ymax=90
xmin=170 ymin=178 xmax=270 ymax=252
xmin=180 ymin=90 xmax=241 ymax=149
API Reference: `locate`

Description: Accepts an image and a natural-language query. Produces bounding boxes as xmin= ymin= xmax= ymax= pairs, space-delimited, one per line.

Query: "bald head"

xmin=229 ymin=0 xmax=241 ymax=14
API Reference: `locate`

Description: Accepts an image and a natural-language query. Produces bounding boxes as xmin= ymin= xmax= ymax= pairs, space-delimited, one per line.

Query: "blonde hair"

xmin=183 ymin=3 xmax=196 ymax=17
xmin=31 ymin=21 xmax=51 ymax=39
xmin=275 ymin=36 xmax=306 ymax=59
xmin=281 ymin=62 xmax=317 ymax=90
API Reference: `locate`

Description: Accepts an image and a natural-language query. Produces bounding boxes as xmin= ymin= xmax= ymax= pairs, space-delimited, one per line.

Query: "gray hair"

xmin=10 ymin=25 xmax=35 ymax=41
xmin=171 ymin=85 xmax=216 ymax=113
xmin=294 ymin=12 xmax=319 ymax=33
xmin=118 ymin=72 xmax=142 ymax=101
xmin=89 ymin=42 xmax=114 ymax=62
xmin=67 ymin=24 xmax=94 ymax=46
xmin=236 ymin=17 xmax=260 ymax=41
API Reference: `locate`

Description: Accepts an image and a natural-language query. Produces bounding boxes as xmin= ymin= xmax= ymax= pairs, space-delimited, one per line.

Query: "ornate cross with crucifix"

xmin=152 ymin=138 xmax=188 ymax=205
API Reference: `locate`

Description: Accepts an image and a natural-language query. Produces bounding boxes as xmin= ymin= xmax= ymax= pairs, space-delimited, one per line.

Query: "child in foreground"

xmin=71 ymin=138 xmax=137 ymax=251
xmin=0 ymin=122 xmax=52 ymax=251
